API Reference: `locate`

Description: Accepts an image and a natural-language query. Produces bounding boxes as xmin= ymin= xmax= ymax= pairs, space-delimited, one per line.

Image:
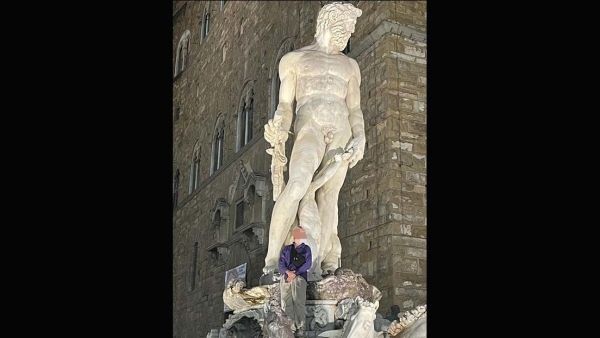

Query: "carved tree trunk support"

xmin=263 ymin=284 xmax=295 ymax=338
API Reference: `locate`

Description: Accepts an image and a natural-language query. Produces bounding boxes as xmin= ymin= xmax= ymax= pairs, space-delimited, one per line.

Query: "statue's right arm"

xmin=273 ymin=53 xmax=297 ymax=133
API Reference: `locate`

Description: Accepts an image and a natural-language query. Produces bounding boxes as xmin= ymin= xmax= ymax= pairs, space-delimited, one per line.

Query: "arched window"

xmin=173 ymin=169 xmax=180 ymax=209
xmin=204 ymin=12 xmax=210 ymax=37
xmin=189 ymin=142 xmax=201 ymax=193
xmin=175 ymin=30 xmax=191 ymax=77
xmin=211 ymin=116 xmax=225 ymax=175
xmin=178 ymin=45 xmax=185 ymax=73
xmin=174 ymin=106 xmax=180 ymax=123
xmin=214 ymin=210 xmax=221 ymax=228
xmin=270 ymin=38 xmax=295 ymax=118
xmin=237 ymin=87 xmax=254 ymax=150
xmin=235 ymin=200 xmax=245 ymax=229
xmin=201 ymin=11 xmax=210 ymax=42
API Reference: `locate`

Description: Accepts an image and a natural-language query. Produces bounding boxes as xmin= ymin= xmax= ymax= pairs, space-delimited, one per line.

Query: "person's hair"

xmin=314 ymin=2 xmax=362 ymax=37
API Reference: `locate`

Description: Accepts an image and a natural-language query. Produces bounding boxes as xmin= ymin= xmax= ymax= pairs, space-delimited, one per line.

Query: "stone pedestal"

xmin=209 ymin=268 xmax=425 ymax=338
xmin=305 ymin=300 xmax=338 ymax=338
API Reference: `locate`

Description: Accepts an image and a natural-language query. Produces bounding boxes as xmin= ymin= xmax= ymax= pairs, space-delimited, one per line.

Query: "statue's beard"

xmin=330 ymin=24 xmax=350 ymax=50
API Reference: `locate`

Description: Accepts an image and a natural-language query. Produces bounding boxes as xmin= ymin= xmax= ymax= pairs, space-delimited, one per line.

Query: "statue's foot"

xmin=322 ymin=264 xmax=338 ymax=275
xmin=262 ymin=261 xmax=279 ymax=275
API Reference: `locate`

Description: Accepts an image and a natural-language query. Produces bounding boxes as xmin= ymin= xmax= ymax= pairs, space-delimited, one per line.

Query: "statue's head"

xmin=315 ymin=2 xmax=362 ymax=51
xmin=227 ymin=278 xmax=245 ymax=293
xmin=233 ymin=280 xmax=245 ymax=293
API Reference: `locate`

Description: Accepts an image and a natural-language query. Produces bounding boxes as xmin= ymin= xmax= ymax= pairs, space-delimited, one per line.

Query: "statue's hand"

xmin=264 ymin=115 xmax=289 ymax=146
xmin=345 ymin=134 xmax=366 ymax=168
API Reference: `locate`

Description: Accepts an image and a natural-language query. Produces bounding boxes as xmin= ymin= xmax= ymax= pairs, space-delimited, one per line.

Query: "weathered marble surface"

xmin=307 ymin=268 xmax=382 ymax=303
xmin=263 ymin=283 xmax=295 ymax=338
xmin=222 ymin=314 xmax=263 ymax=338
xmin=305 ymin=300 xmax=338 ymax=335
xmin=387 ymin=305 xmax=427 ymax=338
xmin=262 ymin=2 xmax=365 ymax=278
xmin=373 ymin=314 xmax=392 ymax=333
xmin=223 ymin=278 xmax=271 ymax=313
xmin=214 ymin=272 xmax=426 ymax=338
xmin=340 ymin=296 xmax=378 ymax=338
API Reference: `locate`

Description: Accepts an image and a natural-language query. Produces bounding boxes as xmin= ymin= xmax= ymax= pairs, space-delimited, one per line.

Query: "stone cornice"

xmin=348 ymin=20 xmax=426 ymax=59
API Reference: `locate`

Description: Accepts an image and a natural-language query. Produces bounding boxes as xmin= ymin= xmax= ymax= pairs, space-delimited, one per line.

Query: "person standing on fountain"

xmin=279 ymin=226 xmax=312 ymax=337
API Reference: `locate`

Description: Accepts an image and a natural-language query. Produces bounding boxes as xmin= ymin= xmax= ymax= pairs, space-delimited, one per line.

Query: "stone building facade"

xmin=172 ymin=1 xmax=426 ymax=336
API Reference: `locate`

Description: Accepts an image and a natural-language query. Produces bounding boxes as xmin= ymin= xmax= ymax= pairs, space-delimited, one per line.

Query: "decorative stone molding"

xmin=306 ymin=300 xmax=338 ymax=332
xmin=252 ymin=228 xmax=265 ymax=246
xmin=340 ymin=296 xmax=379 ymax=338
xmin=207 ymin=243 xmax=228 ymax=266
xmin=234 ymin=161 xmax=267 ymax=203
xmin=174 ymin=30 xmax=191 ymax=77
xmin=347 ymin=20 xmax=426 ymax=59
xmin=234 ymin=222 xmax=267 ymax=248
xmin=229 ymin=161 xmax=268 ymax=238
xmin=210 ymin=197 xmax=230 ymax=226
xmin=209 ymin=268 xmax=401 ymax=338
xmin=307 ymin=268 xmax=382 ymax=303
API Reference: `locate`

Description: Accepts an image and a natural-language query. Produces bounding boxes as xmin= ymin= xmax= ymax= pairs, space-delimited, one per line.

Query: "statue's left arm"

xmin=345 ymin=58 xmax=366 ymax=168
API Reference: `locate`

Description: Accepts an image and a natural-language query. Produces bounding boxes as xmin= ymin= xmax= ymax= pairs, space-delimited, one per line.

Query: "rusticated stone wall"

xmin=172 ymin=1 xmax=426 ymax=336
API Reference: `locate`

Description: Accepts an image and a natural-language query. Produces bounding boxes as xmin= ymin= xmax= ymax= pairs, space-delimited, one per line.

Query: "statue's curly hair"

xmin=315 ymin=2 xmax=362 ymax=37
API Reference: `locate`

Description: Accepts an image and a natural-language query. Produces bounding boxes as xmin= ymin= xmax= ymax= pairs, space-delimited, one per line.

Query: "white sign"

xmin=224 ymin=263 xmax=247 ymax=312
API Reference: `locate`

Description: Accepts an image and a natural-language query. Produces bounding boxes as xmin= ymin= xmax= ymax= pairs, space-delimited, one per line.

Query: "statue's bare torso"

xmin=263 ymin=3 xmax=365 ymax=276
xmin=283 ymin=46 xmax=358 ymax=133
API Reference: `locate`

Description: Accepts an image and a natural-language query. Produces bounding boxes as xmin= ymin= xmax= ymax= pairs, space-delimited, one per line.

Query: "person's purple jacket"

xmin=279 ymin=243 xmax=312 ymax=282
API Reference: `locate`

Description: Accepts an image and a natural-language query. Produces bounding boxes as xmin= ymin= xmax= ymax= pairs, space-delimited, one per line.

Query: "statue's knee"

xmin=287 ymin=180 xmax=309 ymax=200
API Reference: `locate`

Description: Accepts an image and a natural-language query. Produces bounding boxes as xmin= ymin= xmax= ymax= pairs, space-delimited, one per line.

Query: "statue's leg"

xmin=322 ymin=234 xmax=342 ymax=272
xmin=316 ymin=127 xmax=352 ymax=272
xmin=263 ymin=124 xmax=326 ymax=273
xmin=297 ymin=155 xmax=344 ymax=279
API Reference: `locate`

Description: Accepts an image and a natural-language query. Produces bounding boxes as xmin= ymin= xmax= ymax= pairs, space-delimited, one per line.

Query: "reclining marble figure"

xmin=223 ymin=278 xmax=271 ymax=313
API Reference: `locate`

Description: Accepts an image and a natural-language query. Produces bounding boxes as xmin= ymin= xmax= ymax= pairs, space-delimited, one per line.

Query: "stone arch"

xmin=211 ymin=197 xmax=230 ymax=225
xmin=211 ymin=113 xmax=226 ymax=175
xmin=189 ymin=139 xmax=201 ymax=193
xmin=175 ymin=30 xmax=191 ymax=76
xmin=236 ymin=79 xmax=255 ymax=151
xmin=211 ymin=197 xmax=230 ymax=244
xmin=200 ymin=4 xmax=211 ymax=43
xmin=244 ymin=185 xmax=255 ymax=207
xmin=269 ymin=36 xmax=296 ymax=118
